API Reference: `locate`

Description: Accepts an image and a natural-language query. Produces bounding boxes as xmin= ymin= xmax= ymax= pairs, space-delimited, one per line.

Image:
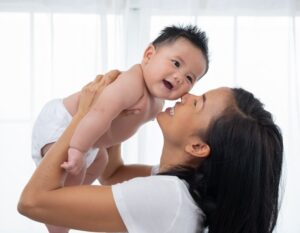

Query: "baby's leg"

xmin=64 ymin=167 xmax=86 ymax=186
xmin=83 ymin=148 xmax=108 ymax=185
xmin=44 ymin=171 xmax=85 ymax=233
xmin=45 ymin=149 xmax=107 ymax=233
xmin=41 ymin=143 xmax=85 ymax=233
xmin=45 ymin=225 xmax=69 ymax=233
xmin=42 ymin=143 xmax=87 ymax=186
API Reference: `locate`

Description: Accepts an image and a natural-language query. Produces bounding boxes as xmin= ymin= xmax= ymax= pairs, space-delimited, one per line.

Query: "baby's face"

xmin=142 ymin=38 xmax=207 ymax=100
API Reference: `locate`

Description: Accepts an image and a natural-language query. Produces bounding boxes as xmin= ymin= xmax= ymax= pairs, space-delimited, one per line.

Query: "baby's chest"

xmin=107 ymin=97 xmax=163 ymax=144
xmin=130 ymin=93 xmax=163 ymax=120
xmin=107 ymin=114 xmax=148 ymax=146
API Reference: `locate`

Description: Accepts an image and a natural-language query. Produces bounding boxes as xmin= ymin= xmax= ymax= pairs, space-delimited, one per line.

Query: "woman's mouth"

xmin=163 ymin=80 xmax=173 ymax=90
xmin=166 ymin=107 xmax=175 ymax=116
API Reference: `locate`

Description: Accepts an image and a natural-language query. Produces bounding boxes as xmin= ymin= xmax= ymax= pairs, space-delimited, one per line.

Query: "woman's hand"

xmin=76 ymin=70 xmax=121 ymax=118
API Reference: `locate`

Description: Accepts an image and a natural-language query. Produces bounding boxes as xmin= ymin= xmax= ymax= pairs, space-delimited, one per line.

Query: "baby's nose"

xmin=174 ymin=76 xmax=183 ymax=85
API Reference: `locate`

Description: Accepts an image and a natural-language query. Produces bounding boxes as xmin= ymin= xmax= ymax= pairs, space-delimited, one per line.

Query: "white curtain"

xmin=0 ymin=0 xmax=299 ymax=232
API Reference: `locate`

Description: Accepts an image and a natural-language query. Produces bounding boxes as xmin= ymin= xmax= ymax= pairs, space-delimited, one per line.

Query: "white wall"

xmin=0 ymin=0 xmax=299 ymax=232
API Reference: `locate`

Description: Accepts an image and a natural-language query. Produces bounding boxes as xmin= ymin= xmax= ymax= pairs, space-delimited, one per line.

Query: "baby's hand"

xmin=61 ymin=148 xmax=85 ymax=175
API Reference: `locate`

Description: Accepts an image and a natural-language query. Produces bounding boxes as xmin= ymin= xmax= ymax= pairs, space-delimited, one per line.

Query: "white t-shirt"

xmin=112 ymin=175 xmax=205 ymax=233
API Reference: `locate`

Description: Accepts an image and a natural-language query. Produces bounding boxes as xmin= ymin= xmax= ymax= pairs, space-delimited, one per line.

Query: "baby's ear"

xmin=142 ymin=44 xmax=156 ymax=63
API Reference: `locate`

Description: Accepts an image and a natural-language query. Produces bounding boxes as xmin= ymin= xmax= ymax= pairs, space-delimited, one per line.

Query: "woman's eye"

xmin=172 ymin=60 xmax=180 ymax=67
xmin=186 ymin=76 xmax=193 ymax=84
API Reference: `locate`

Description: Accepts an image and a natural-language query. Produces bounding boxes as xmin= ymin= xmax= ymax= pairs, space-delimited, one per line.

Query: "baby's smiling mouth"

xmin=163 ymin=80 xmax=173 ymax=90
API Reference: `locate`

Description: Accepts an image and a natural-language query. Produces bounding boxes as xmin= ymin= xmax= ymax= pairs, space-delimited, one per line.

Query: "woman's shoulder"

xmin=111 ymin=175 xmax=204 ymax=233
xmin=113 ymin=175 xmax=185 ymax=191
xmin=112 ymin=175 xmax=189 ymax=212
xmin=112 ymin=175 xmax=201 ymax=215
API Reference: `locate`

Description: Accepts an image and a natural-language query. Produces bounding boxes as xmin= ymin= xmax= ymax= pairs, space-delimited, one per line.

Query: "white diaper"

xmin=31 ymin=99 xmax=99 ymax=168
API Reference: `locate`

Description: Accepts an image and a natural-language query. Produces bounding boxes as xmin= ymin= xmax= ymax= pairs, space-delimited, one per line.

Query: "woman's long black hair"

xmin=159 ymin=88 xmax=283 ymax=233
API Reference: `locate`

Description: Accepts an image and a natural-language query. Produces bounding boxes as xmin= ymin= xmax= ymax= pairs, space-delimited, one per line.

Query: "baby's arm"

xmin=64 ymin=69 xmax=144 ymax=174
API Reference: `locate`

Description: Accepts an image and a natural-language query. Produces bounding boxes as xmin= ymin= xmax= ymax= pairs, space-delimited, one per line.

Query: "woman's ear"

xmin=142 ymin=44 xmax=156 ymax=64
xmin=185 ymin=140 xmax=210 ymax=158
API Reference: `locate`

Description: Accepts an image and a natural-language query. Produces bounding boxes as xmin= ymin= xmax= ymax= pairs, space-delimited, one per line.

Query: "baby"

xmin=32 ymin=25 xmax=209 ymax=185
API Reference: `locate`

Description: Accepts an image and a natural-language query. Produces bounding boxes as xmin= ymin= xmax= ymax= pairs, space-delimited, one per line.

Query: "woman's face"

xmin=157 ymin=87 xmax=233 ymax=146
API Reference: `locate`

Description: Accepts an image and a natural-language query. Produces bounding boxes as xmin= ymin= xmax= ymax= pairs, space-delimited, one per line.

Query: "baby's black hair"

xmin=152 ymin=25 xmax=209 ymax=76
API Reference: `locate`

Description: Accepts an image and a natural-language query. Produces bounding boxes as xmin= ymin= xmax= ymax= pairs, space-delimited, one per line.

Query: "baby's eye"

xmin=194 ymin=100 xmax=197 ymax=106
xmin=172 ymin=60 xmax=180 ymax=68
xmin=186 ymin=76 xmax=193 ymax=84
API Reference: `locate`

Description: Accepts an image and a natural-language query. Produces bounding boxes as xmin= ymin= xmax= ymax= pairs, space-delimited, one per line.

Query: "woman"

xmin=18 ymin=71 xmax=283 ymax=233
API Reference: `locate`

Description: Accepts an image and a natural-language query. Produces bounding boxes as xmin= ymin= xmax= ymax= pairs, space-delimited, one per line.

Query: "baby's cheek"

xmin=177 ymin=87 xmax=191 ymax=98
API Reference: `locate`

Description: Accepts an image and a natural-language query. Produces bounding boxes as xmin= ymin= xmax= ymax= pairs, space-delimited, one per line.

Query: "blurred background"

xmin=0 ymin=0 xmax=299 ymax=232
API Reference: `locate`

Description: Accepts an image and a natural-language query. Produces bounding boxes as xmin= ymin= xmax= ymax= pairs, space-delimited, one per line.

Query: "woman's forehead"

xmin=201 ymin=87 xmax=234 ymax=113
xmin=202 ymin=87 xmax=232 ymax=100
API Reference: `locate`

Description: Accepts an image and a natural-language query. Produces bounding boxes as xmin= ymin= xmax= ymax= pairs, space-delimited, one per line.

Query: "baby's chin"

xmin=164 ymin=94 xmax=181 ymax=101
xmin=154 ymin=93 xmax=179 ymax=100
xmin=148 ymin=86 xmax=182 ymax=100
xmin=163 ymin=92 xmax=183 ymax=101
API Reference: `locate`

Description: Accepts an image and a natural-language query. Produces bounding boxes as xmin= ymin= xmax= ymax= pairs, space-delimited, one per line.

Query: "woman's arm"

xmin=100 ymin=144 xmax=153 ymax=185
xmin=18 ymin=71 xmax=127 ymax=232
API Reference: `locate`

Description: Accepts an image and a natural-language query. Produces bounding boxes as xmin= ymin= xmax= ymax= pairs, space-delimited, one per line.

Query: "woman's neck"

xmin=159 ymin=142 xmax=187 ymax=173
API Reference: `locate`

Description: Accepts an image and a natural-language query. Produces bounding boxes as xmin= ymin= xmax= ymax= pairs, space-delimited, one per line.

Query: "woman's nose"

xmin=181 ymin=93 xmax=190 ymax=103
xmin=181 ymin=93 xmax=196 ymax=103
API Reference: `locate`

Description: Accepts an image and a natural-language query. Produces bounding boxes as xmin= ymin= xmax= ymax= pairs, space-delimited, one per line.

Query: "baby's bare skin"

xmin=62 ymin=38 xmax=206 ymax=175
xmin=62 ymin=65 xmax=164 ymax=174
xmin=64 ymin=76 xmax=163 ymax=148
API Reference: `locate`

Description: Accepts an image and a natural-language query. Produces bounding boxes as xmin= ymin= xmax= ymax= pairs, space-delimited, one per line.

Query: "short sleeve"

xmin=112 ymin=176 xmax=182 ymax=233
xmin=150 ymin=165 xmax=159 ymax=175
